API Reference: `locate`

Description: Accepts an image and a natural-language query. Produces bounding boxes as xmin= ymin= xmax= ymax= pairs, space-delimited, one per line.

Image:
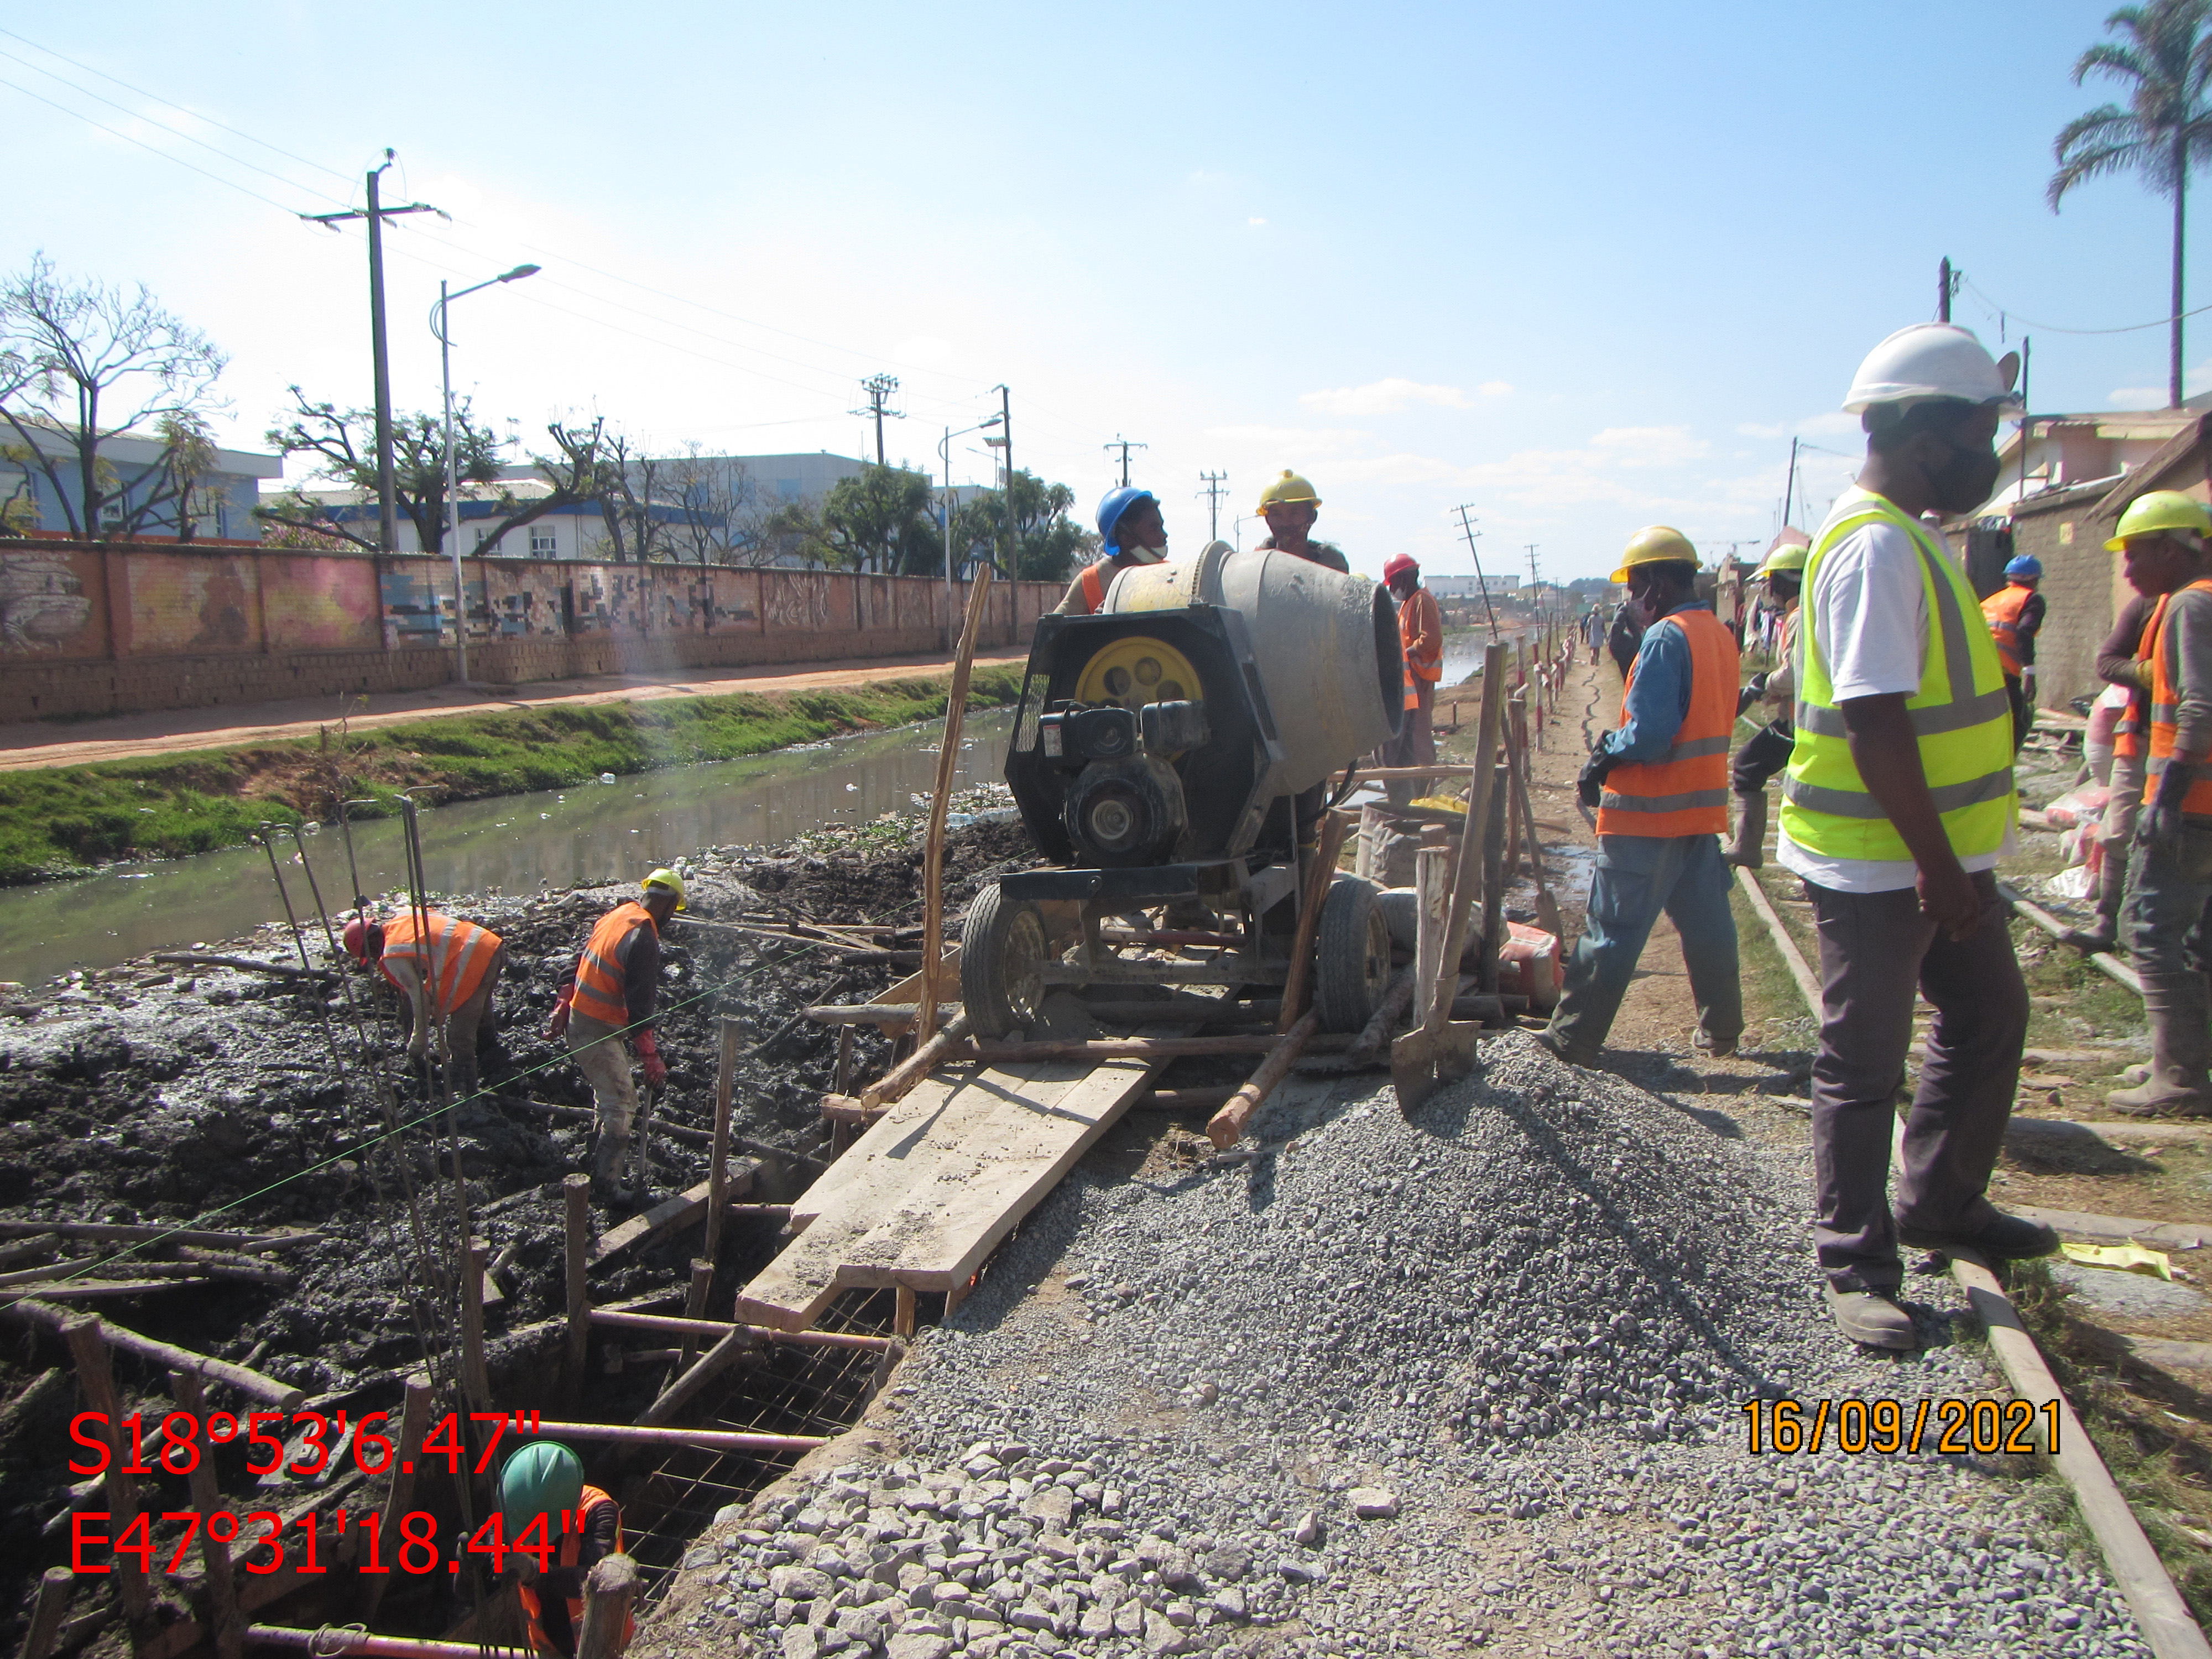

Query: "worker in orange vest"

xmin=1057 ymin=487 xmax=1168 ymax=614
xmin=1980 ymin=554 xmax=2046 ymax=752
xmin=344 ymin=907 xmax=505 ymax=1093
xmin=1542 ymin=528 xmax=1742 ymax=1066
xmin=546 ymin=869 xmax=683 ymax=1198
xmin=498 ymin=1442 xmax=632 ymax=1657
xmin=1380 ymin=554 xmax=1444 ymax=806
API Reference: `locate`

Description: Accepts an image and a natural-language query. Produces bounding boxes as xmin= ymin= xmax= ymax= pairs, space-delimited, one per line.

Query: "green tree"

xmin=820 ymin=463 xmax=945 ymax=575
xmin=951 ymin=469 xmax=1094 ymax=581
xmin=2051 ymin=0 xmax=2212 ymax=407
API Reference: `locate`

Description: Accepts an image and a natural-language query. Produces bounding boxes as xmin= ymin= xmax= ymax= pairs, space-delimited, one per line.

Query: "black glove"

xmin=1578 ymin=745 xmax=1620 ymax=810
xmin=2139 ymin=761 xmax=2196 ymax=851
xmin=1735 ymin=674 xmax=1770 ymax=718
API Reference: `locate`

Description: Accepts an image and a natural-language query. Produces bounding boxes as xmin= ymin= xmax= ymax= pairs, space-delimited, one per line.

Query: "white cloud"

xmin=1587 ymin=426 xmax=1710 ymax=467
xmin=1202 ymin=423 xmax=1369 ymax=453
xmin=2108 ymin=385 xmax=2169 ymax=409
xmin=1300 ymin=377 xmax=1502 ymax=416
xmin=1248 ymin=216 xmax=1267 ymax=227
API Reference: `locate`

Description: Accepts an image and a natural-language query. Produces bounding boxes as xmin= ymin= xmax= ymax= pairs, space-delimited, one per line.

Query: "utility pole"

xmin=1453 ymin=504 xmax=1500 ymax=640
xmin=1198 ymin=471 xmax=1228 ymax=542
xmin=1104 ymin=435 xmax=1147 ymax=487
xmin=2019 ymin=336 xmax=2034 ymax=501
xmin=1525 ymin=544 xmax=1541 ymax=617
xmin=992 ymin=384 xmax=1014 ymax=578
xmin=855 ymin=374 xmax=903 ymax=467
xmin=302 ymin=152 xmax=444 ymax=555
xmin=1938 ymin=256 xmax=1959 ymax=324
xmin=1782 ymin=436 xmax=1800 ymax=530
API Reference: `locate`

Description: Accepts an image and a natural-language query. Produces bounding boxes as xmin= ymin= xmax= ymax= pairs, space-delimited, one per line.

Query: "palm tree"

xmin=2050 ymin=0 xmax=2212 ymax=408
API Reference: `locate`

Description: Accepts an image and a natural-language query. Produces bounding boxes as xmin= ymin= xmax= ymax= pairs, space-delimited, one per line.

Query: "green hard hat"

xmin=498 ymin=1441 xmax=585 ymax=1535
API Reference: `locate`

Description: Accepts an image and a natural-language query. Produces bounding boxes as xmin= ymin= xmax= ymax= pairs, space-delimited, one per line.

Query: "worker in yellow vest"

xmin=546 ymin=869 xmax=684 ymax=1198
xmin=1781 ymin=322 xmax=2056 ymax=1352
xmin=498 ymin=1441 xmax=632 ymax=1657
xmin=1540 ymin=526 xmax=1741 ymax=1066
xmin=1979 ymin=554 xmax=2046 ymax=750
xmin=2112 ymin=502 xmax=2212 ymax=1115
xmin=1057 ymin=487 xmax=1167 ymax=614
xmin=1723 ymin=540 xmax=1807 ymax=869
xmin=344 ymin=907 xmax=505 ymax=1093
xmin=1381 ymin=554 xmax=1444 ymax=806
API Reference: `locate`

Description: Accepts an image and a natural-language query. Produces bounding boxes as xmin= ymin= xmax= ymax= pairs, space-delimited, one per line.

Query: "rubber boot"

xmin=2063 ymin=854 xmax=2125 ymax=953
xmin=2108 ymin=972 xmax=2212 ymax=1117
xmin=1723 ymin=790 xmax=1767 ymax=869
xmin=591 ymin=1129 xmax=635 ymax=1202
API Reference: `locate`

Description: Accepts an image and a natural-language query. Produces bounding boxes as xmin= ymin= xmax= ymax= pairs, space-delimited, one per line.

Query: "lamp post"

xmin=431 ymin=263 xmax=539 ymax=683
xmin=938 ymin=413 xmax=1003 ymax=651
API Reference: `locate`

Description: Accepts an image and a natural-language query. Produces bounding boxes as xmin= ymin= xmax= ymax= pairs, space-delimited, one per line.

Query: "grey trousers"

xmin=566 ymin=1010 xmax=639 ymax=1140
xmin=1804 ymin=870 xmax=2028 ymax=1292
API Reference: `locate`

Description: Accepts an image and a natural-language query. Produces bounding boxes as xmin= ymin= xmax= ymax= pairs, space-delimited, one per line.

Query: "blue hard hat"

xmin=1097 ymin=487 xmax=1156 ymax=554
xmin=2005 ymin=554 xmax=2042 ymax=579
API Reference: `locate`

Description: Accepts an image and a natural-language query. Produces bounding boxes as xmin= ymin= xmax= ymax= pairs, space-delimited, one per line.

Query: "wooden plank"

xmin=587 ymin=1161 xmax=758 ymax=1267
xmin=2013 ymin=1205 xmax=2212 ymax=1251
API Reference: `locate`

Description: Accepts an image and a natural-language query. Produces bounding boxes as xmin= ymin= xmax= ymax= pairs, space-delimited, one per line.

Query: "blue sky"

xmin=2 ymin=2 xmax=2200 ymax=580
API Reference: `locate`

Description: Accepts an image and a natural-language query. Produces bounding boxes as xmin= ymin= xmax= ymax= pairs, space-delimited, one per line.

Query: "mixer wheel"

xmin=1313 ymin=874 xmax=1391 ymax=1033
xmin=961 ymin=884 xmax=1050 ymax=1038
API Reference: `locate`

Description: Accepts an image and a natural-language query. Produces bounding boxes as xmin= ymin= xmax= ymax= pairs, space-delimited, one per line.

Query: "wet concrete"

xmin=1 ymin=713 xmax=1010 ymax=988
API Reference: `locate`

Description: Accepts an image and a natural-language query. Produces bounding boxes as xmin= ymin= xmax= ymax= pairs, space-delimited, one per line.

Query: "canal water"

xmin=1 ymin=713 xmax=1013 ymax=988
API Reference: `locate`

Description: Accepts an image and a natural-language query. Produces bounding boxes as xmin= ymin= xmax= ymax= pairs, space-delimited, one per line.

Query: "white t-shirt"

xmin=1775 ymin=491 xmax=2009 ymax=895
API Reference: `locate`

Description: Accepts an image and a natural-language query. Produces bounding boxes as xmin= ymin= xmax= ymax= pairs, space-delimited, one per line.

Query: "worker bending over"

xmin=1255 ymin=471 xmax=1350 ymax=572
xmin=1782 ymin=323 xmax=2054 ymax=1352
xmin=1541 ymin=526 xmax=1743 ymax=1066
xmin=2069 ymin=492 xmax=2212 ymax=953
xmin=2112 ymin=497 xmax=2212 ymax=1116
xmin=1382 ymin=554 xmax=1444 ymax=806
xmin=1058 ymin=487 xmax=1168 ymax=614
xmin=344 ymin=906 xmax=504 ymax=1093
xmin=547 ymin=869 xmax=682 ymax=1198
xmin=498 ymin=1442 xmax=632 ymax=1658
xmin=1723 ymin=541 xmax=1806 ymax=868
xmin=1981 ymin=554 xmax=2046 ymax=751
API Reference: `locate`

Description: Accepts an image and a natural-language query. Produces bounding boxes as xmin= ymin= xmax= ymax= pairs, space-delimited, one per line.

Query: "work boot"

xmin=1897 ymin=1207 xmax=2061 ymax=1260
xmin=591 ymin=1130 xmax=635 ymax=1203
xmin=2109 ymin=971 xmax=2212 ymax=1117
xmin=1822 ymin=1282 xmax=1919 ymax=1350
xmin=2062 ymin=854 xmax=2126 ymax=953
xmin=1722 ymin=791 xmax=1767 ymax=869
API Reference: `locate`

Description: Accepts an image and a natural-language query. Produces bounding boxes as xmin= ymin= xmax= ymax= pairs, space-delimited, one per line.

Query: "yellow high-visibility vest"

xmin=1780 ymin=493 xmax=2014 ymax=862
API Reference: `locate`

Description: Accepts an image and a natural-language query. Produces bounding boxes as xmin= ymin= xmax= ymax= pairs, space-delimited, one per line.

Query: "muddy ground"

xmin=0 ymin=812 xmax=1035 ymax=1648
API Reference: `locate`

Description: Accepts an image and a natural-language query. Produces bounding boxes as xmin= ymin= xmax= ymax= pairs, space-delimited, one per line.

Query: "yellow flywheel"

xmin=1073 ymin=635 xmax=1204 ymax=711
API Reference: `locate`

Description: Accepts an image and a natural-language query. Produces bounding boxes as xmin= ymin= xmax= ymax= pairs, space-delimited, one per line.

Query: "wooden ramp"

xmin=735 ymin=1044 xmax=1163 ymax=1331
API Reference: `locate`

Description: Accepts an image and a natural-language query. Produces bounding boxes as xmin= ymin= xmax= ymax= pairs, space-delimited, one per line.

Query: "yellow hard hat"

xmin=1258 ymin=469 xmax=1321 ymax=513
xmin=1610 ymin=525 xmax=1699 ymax=585
xmin=642 ymin=868 xmax=687 ymax=911
xmin=1755 ymin=544 xmax=1808 ymax=579
xmin=2105 ymin=489 xmax=2212 ymax=551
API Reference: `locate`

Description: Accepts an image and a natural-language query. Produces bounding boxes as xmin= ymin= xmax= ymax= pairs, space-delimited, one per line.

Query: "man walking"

xmin=1782 ymin=322 xmax=2056 ymax=1351
xmin=1582 ymin=604 xmax=1608 ymax=666
xmin=1981 ymin=554 xmax=2047 ymax=750
xmin=1541 ymin=526 xmax=1742 ymax=1065
xmin=1382 ymin=554 xmax=1443 ymax=805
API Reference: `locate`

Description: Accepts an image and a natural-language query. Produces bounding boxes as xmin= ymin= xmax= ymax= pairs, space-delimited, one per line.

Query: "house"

xmin=0 ymin=424 xmax=282 ymax=542
xmin=1986 ymin=405 xmax=2203 ymax=512
xmin=281 ymin=481 xmax=707 ymax=561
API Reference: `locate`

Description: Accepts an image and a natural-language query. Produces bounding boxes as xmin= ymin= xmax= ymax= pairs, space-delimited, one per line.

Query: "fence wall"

xmin=0 ymin=542 xmax=1057 ymax=723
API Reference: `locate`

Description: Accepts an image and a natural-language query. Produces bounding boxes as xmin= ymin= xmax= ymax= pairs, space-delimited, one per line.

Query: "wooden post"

xmin=360 ymin=1373 xmax=433 ymax=1621
xmin=1478 ymin=763 xmax=1508 ymax=994
xmin=1414 ymin=845 xmax=1449 ymax=1020
xmin=704 ymin=1016 xmax=738 ymax=1267
xmin=577 ymin=1553 xmax=641 ymax=1659
xmin=857 ymin=1014 xmax=970 ymax=1112
xmin=1206 ymin=1010 xmax=1322 ymax=1149
xmin=677 ymin=1259 xmax=714 ymax=1366
xmin=916 ymin=566 xmax=995 ymax=1048
xmin=19 ymin=1568 xmax=75 ymax=1659
xmin=638 ymin=1327 xmax=757 ymax=1428
xmin=894 ymin=1285 xmax=918 ymax=1339
xmin=169 ymin=1371 xmax=242 ymax=1659
xmin=833 ymin=1023 xmax=854 ymax=1096
xmin=1276 ymin=810 xmax=1352 ymax=1032
xmin=461 ymin=1238 xmax=491 ymax=1413
xmin=1356 ymin=802 xmax=1390 ymax=881
xmin=62 ymin=1316 xmax=148 ymax=1623
xmin=563 ymin=1175 xmax=592 ymax=1404
xmin=1503 ymin=696 xmax=1526 ymax=880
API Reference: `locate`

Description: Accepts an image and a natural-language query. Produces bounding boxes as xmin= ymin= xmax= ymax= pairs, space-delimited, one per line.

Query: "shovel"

xmin=1392 ymin=642 xmax=1509 ymax=1112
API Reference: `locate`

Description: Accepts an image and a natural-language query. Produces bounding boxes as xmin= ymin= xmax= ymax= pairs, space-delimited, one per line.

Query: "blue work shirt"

xmin=1602 ymin=600 xmax=1715 ymax=762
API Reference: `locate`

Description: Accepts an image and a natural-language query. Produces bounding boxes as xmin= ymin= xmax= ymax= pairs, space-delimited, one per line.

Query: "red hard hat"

xmin=342 ymin=916 xmax=373 ymax=963
xmin=1383 ymin=554 xmax=1418 ymax=585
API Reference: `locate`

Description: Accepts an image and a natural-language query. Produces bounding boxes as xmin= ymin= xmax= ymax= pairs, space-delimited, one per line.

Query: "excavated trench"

xmin=0 ymin=813 xmax=1037 ymax=1656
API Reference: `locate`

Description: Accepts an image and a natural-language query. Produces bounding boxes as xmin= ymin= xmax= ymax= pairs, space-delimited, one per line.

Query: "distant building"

xmin=1424 ymin=573 xmax=1516 ymax=599
xmin=0 ymin=424 xmax=281 ymax=542
xmin=1986 ymin=404 xmax=2202 ymax=513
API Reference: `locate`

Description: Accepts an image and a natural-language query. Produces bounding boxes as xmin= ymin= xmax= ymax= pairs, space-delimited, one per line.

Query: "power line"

xmin=1104 ymin=435 xmax=1147 ymax=487
xmin=852 ymin=374 xmax=904 ymax=466
xmin=1197 ymin=471 xmax=1229 ymax=542
xmin=1961 ymin=276 xmax=2212 ymax=337
xmin=0 ymin=75 xmax=313 ymax=218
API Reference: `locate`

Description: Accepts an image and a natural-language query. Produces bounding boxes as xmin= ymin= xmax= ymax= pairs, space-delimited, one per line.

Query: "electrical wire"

xmin=0 ymin=76 xmax=313 ymax=218
xmin=1961 ymin=276 xmax=2212 ymax=337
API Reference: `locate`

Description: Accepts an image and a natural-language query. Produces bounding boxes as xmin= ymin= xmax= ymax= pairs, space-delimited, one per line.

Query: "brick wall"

xmin=2008 ymin=482 xmax=2128 ymax=713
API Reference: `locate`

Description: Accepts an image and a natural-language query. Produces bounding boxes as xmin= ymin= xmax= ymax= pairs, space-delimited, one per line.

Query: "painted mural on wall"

xmin=262 ymin=555 xmax=380 ymax=651
xmin=0 ymin=547 xmax=97 ymax=652
xmin=763 ymin=571 xmax=834 ymax=632
xmin=482 ymin=565 xmax=569 ymax=639
xmin=127 ymin=552 xmax=259 ymax=655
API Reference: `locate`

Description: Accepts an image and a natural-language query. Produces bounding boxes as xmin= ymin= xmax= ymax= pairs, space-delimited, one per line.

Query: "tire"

xmin=1313 ymin=874 xmax=1392 ymax=1034
xmin=961 ymin=884 xmax=1051 ymax=1039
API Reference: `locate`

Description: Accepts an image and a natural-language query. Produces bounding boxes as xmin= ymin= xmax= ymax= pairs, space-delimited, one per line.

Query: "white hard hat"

xmin=1843 ymin=324 xmax=2023 ymax=416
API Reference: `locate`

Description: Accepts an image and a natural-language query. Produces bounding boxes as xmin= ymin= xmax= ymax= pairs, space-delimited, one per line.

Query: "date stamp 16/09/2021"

xmin=1742 ymin=1397 xmax=2063 ymax=1457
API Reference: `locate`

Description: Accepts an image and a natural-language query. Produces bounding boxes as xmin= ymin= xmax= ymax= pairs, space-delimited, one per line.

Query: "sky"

xmin=2 ymin=1 xmax=2202 ymax=582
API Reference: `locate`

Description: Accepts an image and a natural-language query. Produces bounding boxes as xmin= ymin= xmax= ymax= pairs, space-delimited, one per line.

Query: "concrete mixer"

xmin=962 ymin=541 xmax=1406 ymax=1037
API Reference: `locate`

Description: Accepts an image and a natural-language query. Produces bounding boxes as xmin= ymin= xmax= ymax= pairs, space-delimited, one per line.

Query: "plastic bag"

xmin=2043 ymin=785 xmax=2110 ymax=829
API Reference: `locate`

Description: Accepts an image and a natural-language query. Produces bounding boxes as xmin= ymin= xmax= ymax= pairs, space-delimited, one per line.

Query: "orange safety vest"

xmin=570 ymin=901 xmax=656 ymax=1029
xmin=517 ymin=1487 xmax=633 ymax=1657
xmin=1595 ymin=607 xmax=1738 ymax=838
xmin=2115 ymin=593 xmax=2168 ymax=761
xmin=1398 ymin=586 xmax=1443 ymax=710
xmin=2144 ymin=579 xmax=2212 ymax=814
xmin=1981 ymin=582 xmax=2034 ymax=677
xmin=378 ymin=911 xmax=500 ymax=1015
xmin=1077 ymin=561 xmax=1111 ymax=614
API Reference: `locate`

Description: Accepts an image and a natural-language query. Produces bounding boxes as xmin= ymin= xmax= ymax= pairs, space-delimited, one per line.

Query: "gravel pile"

xmin=662 ymin=1033 xmax=2146 ymax=1658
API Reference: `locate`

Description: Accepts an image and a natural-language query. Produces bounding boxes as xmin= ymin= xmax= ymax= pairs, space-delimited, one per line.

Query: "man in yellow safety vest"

xmin=1781 ymin=322 xmax=2057 ymax=1352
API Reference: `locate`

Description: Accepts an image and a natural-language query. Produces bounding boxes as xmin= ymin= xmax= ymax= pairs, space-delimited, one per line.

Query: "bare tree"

xmin=0 ymin=252 xmax=228 ymax=540
xmin=665 ymin=444 xmax=761 ymax=565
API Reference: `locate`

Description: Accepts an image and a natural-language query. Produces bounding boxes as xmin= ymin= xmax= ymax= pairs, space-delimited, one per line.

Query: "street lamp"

xmin=938 ymin=412 xmax=1003 ymax=651
xmin=431 ymin=263 xmax=539 ymax=683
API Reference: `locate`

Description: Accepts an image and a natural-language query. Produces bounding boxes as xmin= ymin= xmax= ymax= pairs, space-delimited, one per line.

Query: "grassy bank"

xmin=0 ymin=666 xmax=1024 ymax=884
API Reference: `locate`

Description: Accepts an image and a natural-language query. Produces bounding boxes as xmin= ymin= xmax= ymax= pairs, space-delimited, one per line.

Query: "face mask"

xmin=1929 ymin=435 xmax=2001 ymax=514
xmin=1125 ymin=542 xmax=1165 ymax=565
